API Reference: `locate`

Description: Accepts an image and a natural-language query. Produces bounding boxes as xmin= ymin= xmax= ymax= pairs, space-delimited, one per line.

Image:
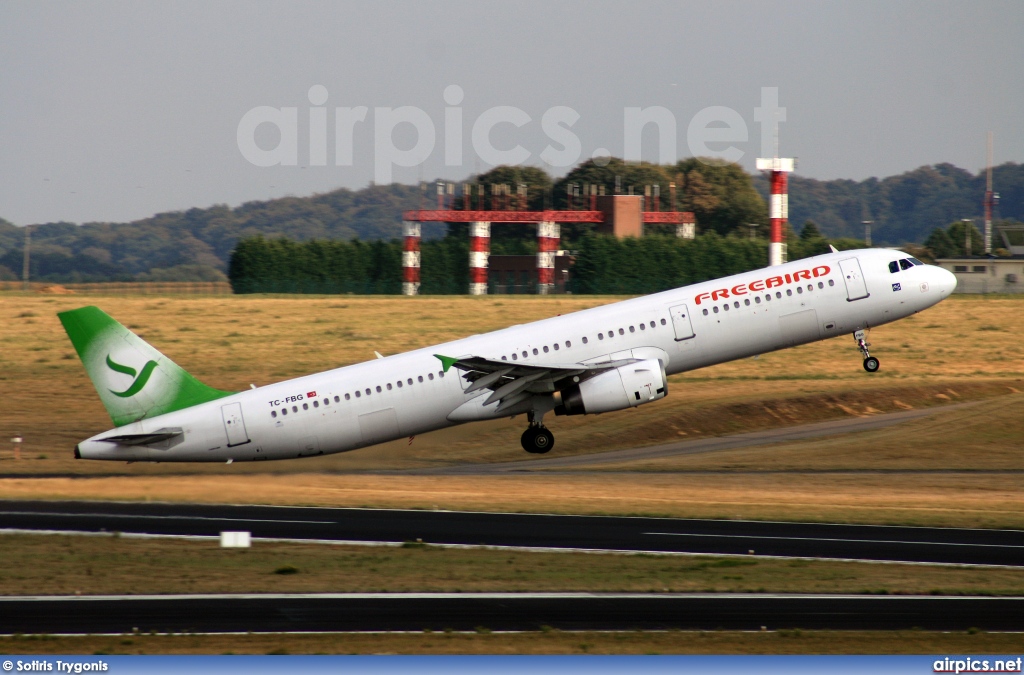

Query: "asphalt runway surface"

xmin=2 ymin=593 xmax=1024 ymax=633
xmin=2 ymin=500 xmax=1022 ymax=566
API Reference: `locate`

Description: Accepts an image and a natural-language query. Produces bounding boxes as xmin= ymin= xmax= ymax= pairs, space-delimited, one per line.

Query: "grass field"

xmin=2 ymin=291 xmax=1024 ymax=655
xmin=4 ymin=630 xmax=1022 ymax=656
xmin=1 ymin=293 xmax=1023 ymax=527
xmin=4 ymin=534 xmax=1024 ymax=596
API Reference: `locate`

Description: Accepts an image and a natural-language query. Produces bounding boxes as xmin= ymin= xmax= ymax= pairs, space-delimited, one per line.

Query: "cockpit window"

xmin=889 ymin=261 xmax=899 ymax=273
xmin=899 ymin=258 xmax=914 ymax=270
xmin=909 ymin=257 xmax=924 ymax=266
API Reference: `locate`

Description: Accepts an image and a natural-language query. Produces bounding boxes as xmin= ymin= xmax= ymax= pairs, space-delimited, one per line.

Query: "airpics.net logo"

xmin=105 ymin=354 xmax=158 ymax=398
xmin=236 ymin=86 xmax=788 ymax=183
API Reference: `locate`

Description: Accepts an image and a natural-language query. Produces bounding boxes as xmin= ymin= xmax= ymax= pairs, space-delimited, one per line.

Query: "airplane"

xmin=59 ymin=248 xmax=956 ymax=462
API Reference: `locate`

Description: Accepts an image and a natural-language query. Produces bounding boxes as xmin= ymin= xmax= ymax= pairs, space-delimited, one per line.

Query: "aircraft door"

xmin=839 ymin=258 xmax=870 ymax=301
xmin=668 ymin=304 xmax=695 ymax=341
xmin=221 ymin=402 xmax=250 ymax=447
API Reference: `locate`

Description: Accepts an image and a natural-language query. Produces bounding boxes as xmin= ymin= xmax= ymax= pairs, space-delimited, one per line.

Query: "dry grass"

xmin=3 ymin=534 xmax=1024 ymax=597
xmin=1 ymin=294 xmax=1023 ymax=527
xmin=3 ymin=629 xmax=1022 ymax=655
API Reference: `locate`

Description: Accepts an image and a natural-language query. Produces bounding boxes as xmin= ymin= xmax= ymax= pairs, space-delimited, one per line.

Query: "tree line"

xmin=2 ymin=159 xmax=1021 ymax=284
xmin=228 ymin=225 xmax=865 ymax=296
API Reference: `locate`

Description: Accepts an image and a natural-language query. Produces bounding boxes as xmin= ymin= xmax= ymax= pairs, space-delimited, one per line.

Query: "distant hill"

xmin=753 ymin=162 xmax=1024 ymax=244
xmin=2 ymin=160 xmax=1022 ymax=283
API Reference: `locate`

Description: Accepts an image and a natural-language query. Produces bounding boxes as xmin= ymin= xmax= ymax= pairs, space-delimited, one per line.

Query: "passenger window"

xmin=407 ymin=378 xmax=413 ymax=385
xmin=702 ymin=308 xmax=709 ymax=315
xmin=900 ymin=259 xmax=914 ymax=270
xmin=397 ymin=381 xmax=403 ymax=388
xmin=744 ymin=299 xmax=750 ymax=306
xmin=345 ymin=393 xmax=351 ymax=400
xmin=566 ymin=340 xmax=571 ymax=347
xmin=282 ymin=408 xmax=288 ymax=415
xmin=755 ymin=296 xmax=761 ymax=304
xmin=313 ymin=400 xmax=319 ymax=408
xmin=639 ymin=323 xmax=645 ymax=330
xmin=428 ymin=373 xmax=434 ymax=380
xmin=271 ymin=411 xmax=277 ymax=418
xmin=418 ymin=376 xmax=424 ymax=382
xmin=629 ymin=326 xmax=635 ymax=333
xmin=532 ymin=348 xmax=538 ymax=355
xmin=618 ymin=328 xmax=624 ymax=335
xmin=376 ymin=386 xmax=382 ymax=393
xmin=553 ymin=343 xmax=559 ymax=351
xmin=807 ymin=284 xmax=813 ymax=291
xmin=598 ymin=333 xmax=604 ymax=340
xmin=365 ymin=388 xmax=371 ymax=395
xmin=386 ymin=383 xmax=392 ymax=390
xmin=660 ymin=319 xmax=667 ymax=325
xmin=889 ymin=261 xmax=900 ymax=273
xmin=355 ymin=391 xmax=361 ymax=398
xmin=522 ymin=351 xmax=527 ymax=358
xmin=332 ymin=396 xmax=338 ymax=403
xmin=512 ymin=353 xmax=518 ymax=360
xmin=501 ymin=356 xmax=507 ymax=360
xmin=543 ymin=346 xmax=549 ymax=353
xmin=713 ymin=306 xmax=719 ymax=314
xmin=581 ymin=337 xmax=588 ymax=344
xmin=828 ymin=280 xmax=835 ymax=287
xmin=766 ymin=294 xmax=772 ymax=301
xmin=797 ymin=287 xmax=803 ymax=294
xmin=786 ymin=289 xmax=792 ymax=296
xmin=733 ymin=301 xmax=739 ymax=308
xmin=723 ymin=304 xmax=730 ymax=311
xmin=439 ymin=371 xmax=444 ymax=378
xmin=292 ymin=405 xmax=298 ymax=412
xmin=650 ymin=321 xmax=656 ymax=328
xmin=303 ymin=403 xmax=308 ymax=410
xmin=818 ymin=282 xmax=824 ymax=289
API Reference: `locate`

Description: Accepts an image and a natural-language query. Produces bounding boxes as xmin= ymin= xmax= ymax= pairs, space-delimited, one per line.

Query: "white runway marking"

xmin=645 ymin=531 xmax=1024 ymax=549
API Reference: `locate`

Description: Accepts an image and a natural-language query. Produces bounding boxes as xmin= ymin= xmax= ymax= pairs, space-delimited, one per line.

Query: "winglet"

xmin=434 ymin=354 xmax=459 ymax=373
xmin=829 ymin=244 xmax=839 ymax=253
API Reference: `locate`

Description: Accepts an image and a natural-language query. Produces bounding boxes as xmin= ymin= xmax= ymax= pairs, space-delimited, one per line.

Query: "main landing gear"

xmin=521 ymin=410 xmax=555 ymax=454
xmin=854 ymin=329 xmax=880 ymax=373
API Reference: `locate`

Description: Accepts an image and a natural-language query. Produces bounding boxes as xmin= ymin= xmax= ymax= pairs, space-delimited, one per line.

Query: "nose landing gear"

xmin=854 ymin=330 xmax=880 ymax=372
xmin=521 ymin=410 xmax=555 ymax=454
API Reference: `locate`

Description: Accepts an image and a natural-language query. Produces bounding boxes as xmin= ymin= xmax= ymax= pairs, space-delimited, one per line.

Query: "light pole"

xmin=861 ymin=220 xmax=873 ymax=247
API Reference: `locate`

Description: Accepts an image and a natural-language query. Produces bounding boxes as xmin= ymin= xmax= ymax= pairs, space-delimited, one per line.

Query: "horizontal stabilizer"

xmin=96 ymin=428 xmax=183 ymax=446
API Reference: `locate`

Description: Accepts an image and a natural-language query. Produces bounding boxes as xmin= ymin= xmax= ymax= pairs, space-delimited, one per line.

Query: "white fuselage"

xmin=77 ymin=249 xmax=956 ymax=461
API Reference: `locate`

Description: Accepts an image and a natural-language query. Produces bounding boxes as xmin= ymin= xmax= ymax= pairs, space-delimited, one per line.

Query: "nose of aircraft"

xmin=932 ymin=265 xmax=957 ymax=297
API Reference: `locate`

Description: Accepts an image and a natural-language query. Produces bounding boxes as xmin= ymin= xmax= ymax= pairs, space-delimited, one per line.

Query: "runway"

xmin=2 ymin=500 xmax=1021 ymax=566
xmin=1 ymin=593 xmax=1022 ymax=633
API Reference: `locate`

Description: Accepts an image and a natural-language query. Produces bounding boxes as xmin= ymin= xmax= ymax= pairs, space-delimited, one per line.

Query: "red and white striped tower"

xmin=537 ymin=220 xmax=560 ymax=295
xmin=402 ymin=221 xmax=420 ymax=296
xmin=469 ymin=221 xmax=490 ymax=295
xmin=756 ymin=157 xmax=795 ymax=266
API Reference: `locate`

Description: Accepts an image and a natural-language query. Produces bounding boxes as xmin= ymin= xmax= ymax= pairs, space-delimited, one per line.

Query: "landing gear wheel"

xmin=863 ymin=356 xmax=880 ymax=373
xmin=521 ymin=426 xmax=554 ymax=454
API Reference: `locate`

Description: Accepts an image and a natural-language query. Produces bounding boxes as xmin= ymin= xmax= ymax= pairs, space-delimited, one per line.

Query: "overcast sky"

xmin=1 ymin=0 xmax=1021 ymax=226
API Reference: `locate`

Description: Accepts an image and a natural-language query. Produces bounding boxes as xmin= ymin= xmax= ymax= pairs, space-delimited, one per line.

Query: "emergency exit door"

xmin=669 ymin=304 xmax=695 ymax=341
xmin=221 ymin=402 xmax=250 ymax=447
xmin=839 ymin=257 xmax=870 ymax=301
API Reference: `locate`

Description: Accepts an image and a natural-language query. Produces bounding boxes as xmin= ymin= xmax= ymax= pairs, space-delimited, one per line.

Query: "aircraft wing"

xmin=435 ymin=353 xmax=633 ymax=412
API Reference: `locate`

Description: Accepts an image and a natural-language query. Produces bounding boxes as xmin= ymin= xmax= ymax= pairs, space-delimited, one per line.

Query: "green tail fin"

xmin=58 ymin=306 xmax=233 ymax=426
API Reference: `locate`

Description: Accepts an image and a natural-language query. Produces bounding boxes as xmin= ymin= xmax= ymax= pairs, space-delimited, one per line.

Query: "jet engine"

xmin=554 ymin=358 xmax=667 ymax=416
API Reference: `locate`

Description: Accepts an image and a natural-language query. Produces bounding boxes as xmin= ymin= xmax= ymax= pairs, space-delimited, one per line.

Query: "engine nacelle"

xmin=555 ymin=358 xmax=667 ymax=416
